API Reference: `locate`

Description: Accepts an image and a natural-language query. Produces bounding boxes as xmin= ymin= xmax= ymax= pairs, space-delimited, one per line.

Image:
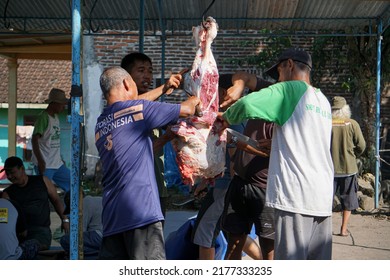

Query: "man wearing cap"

xmin=220 ymin=48 xmax=334 ymax=260
xmin=331 ymin=96 xmax=366 ymax=237
xmin=1 ymin=156 xmax=69 ymax=251
xmin=31 ymin=88 xmax=70 ymax=193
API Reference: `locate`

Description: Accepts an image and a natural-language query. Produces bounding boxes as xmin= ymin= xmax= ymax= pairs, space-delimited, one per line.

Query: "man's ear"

xmin=123 ymin=78 xmax=131 ymax=91
xmin=287 ymin=58 xmax=295 ymax=69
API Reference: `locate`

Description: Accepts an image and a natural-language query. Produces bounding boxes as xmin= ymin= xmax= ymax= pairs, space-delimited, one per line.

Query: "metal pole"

xmin=157 ymin=0 xmax=166 ymax=101
xmin=139 ymin=0 xmax=145 ymax=52
xmin=70 ymin=0 xmax=81 ymax=260
xmin=375 ymin=18 xmax=383 ymax=208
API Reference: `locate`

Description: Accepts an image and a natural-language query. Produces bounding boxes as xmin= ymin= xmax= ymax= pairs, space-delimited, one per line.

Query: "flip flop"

xmin=333 ymin=230 xmax=350 ymax=237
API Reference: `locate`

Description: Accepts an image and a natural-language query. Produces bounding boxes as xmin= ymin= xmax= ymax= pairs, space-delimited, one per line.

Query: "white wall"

xmin=82 ymin=36 xmax=104 ymax=177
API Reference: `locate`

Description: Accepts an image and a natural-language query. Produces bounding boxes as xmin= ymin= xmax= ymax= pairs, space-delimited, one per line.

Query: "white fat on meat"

xmin=171 ymin=17 xmax=227 ymax=187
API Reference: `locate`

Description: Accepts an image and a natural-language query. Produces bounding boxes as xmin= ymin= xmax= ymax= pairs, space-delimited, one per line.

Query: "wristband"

xmin=62 ymin=218 xmax=70 ymax=223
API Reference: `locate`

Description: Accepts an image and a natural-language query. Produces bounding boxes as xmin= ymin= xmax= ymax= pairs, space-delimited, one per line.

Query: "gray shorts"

xmin=274 ymin=209 xmax=332 ymax=260
xmin=192 ymin=178 xmax=230 ymax=248
xmin=99 ymin=221 xmax=166 ymax=260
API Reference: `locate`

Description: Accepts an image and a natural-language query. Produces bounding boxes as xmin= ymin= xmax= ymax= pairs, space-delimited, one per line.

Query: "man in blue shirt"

xmin=95 ymin=66 xmax=199 ymax=259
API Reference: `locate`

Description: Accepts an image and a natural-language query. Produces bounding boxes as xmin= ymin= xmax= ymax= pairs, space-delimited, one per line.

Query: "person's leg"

xmin=341 ymin=210 xmax=351 ymax=236
xmin=199 ymin=246 xmax=215 ymax=259
xmin=60 ymin=234 xmax=70 ymax=252
xmin=307 ymin=215 xmax=332 ymax=260
xmin=19 ymin=239 xmax=40 ymax=260
xmin=225 ymin=233 xmax=247 ymax=260
xmin=51 ymin=164 xmax=71 ymax=193
xmin=99 ymin=233 xmax=128 ymax=260
xmin=221 ymin=176 xmax=251 ymax=260
xmin=338 ymin=175 xmax=359 ymax=235
xmin=123 ymin=221 xmax=166 ymax=260
xmin=27 ymin=226 xmax=52 ymax=251
xmin=274 ymin=209 xmax=332 ymax=260
xmin=192 ymin=180 xmax=229 ymax=260
xmin=273 ymin=209 xmax=311 ymax=260
xmin=258 ymin=237 xmax=274 ymax=260
xmin=242 ymin=236 xmax=262 ymax=260
xmin=248 ymin=186 xmax=275 ymax=260
xmin=82 ymin=231 xmax=102 ymax=258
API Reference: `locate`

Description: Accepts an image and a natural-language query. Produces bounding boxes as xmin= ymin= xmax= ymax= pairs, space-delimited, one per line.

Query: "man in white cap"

xmin=331 ymin=96 xmax=366 ymax=237
xmin=31 ymin=88 xmax=70 ymax=193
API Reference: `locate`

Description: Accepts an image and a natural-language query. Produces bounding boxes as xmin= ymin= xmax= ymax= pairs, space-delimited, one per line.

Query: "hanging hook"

xmin=3 ymin=0 xmax=11 ymax=29
xmin=201 ymin=0 xmax=216 ymax=28
xmin=89 ymin=0 xmax=100 ymax=33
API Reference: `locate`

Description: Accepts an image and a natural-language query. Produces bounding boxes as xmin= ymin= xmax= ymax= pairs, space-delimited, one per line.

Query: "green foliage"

xmin=222 ymin=27 xmax=390 ymax=174
xmin=221 ymin=31 xmax=292 ymax=73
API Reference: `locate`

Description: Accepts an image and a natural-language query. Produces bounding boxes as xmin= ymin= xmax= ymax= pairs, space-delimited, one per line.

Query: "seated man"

xmin=1 ymin=156 xmax=69 ymax=250
xmin=0 ymin=197 xmax=40 ymax=260
xmin=60 ymin=191 xmax=103 ymax=259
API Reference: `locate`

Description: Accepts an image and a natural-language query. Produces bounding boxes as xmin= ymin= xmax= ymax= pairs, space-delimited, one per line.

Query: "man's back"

xmin=0 ymin=198 xmax=23 ymax=260
xmin=83 ymin=195 xmax=102 ymax=232
xmin=331 ymin=118 xmax=366 ymax=175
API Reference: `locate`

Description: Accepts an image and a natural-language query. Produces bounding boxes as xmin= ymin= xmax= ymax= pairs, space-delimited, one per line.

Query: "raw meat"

xmin=171 ymin=17 xmax=227 ymax=187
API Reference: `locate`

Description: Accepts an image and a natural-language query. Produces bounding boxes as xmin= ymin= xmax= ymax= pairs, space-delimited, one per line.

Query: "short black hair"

xmin=120 ymin=52 xmax=152 ymax=73
xmin=1 ymin=156 xmax=24 ymax=173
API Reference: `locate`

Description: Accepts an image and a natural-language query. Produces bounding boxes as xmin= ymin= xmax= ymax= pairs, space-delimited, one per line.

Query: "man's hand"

xmin=163 ymin=69 xmax=190 ymax=95
xmin=256 ymin=139 xmax=272 ymax=156
xmin=216 ymin=112 xmax=230 ymax=130
xmin=61 ymin=219 xmax=70 ymax=234
xmin=179 ymin=96 xmax=201 ymax=117
xmin=220 ymin=80 xmax=245 ymax=110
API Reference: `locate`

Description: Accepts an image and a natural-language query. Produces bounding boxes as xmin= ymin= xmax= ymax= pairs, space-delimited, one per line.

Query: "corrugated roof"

xmin=0 ymin=0 xmax=388 ymax=103
xmin=0 ymin=0 xmax=387 ymax=58
xmin=0 ymin=0 xmax=388 ymax=37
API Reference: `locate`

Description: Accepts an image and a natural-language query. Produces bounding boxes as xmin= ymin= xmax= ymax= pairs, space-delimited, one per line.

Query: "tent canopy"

xmin=0 ymin=0 xmax=389 ymax=59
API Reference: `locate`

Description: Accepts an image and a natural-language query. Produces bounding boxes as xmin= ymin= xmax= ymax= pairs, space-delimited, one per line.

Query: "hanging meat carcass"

xmin=170 ymin=17 xmax=227 ymax=187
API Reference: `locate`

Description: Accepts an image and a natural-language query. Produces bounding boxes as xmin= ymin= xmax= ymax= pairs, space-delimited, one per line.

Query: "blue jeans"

xmin=34 ymin=164 xmax=70 ymax=193
xmin=60 ymin=230 xmax=102 ymax=259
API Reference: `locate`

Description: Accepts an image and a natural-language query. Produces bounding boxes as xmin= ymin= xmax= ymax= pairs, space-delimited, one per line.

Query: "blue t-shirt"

xmin=95 ymin=99 xmax=181 ymax=236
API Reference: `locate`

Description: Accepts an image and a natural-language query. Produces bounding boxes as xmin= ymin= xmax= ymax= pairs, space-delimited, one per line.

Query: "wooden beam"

xmin=16 ymin=53 xmax=71 ymax=60
xmin=0 ymin=43 xmax=71 ymax=54
xmin=7 ymin=58 xmax=17 ymax=157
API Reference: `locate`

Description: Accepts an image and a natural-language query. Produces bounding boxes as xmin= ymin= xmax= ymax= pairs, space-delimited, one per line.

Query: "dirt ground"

xmin=331 ymin=207 xmax=390 ymax=260
xmin=50 ymin=192 xmax=390 ymax=260
xmin=165 ymin=192 xmax=390 ymax=260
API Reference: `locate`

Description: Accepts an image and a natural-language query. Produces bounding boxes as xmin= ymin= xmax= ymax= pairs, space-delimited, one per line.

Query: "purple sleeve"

xmin=144 ymin=101 xmax=181 ymax=129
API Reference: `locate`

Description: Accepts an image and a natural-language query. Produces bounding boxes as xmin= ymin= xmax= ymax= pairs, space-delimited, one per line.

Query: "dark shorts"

xmin=99 ymin=221 xmax=166 ymax=260
xmin=334 ymin=174 xmax=359 ymax=210
xmin=27 ymin=226 xmax=52 ymax=250
xmin=222 ymin=175 xmax=274 ymax=239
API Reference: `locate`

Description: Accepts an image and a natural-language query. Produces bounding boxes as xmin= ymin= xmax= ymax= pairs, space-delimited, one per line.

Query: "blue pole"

xmin=139 ymin=0 xmax=145 ymax=52
xmin=375 ymin=18 xmax=383 ymax=208
xmin=70 ymin=0 xmax=81 ymax=259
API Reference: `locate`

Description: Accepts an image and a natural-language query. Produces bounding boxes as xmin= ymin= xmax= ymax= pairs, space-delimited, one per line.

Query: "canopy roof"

xmin=0 ymin=0 xmax=389 ymax=59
